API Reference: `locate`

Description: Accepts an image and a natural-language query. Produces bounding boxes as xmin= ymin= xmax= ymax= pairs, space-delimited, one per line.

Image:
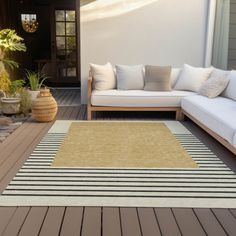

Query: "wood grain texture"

xmin=194 ymin=208 xmax=227 ymax=236
xmin=81 ymin=207 xmax=101 ymax=236
xmin=154 ymin=208 xmax=181 ymax=236
xmin=18 ymin=207 xmax=48 ymax=236
xmin=102 ymin=207 xmax=121 ymax=236
xmin=172 ymin=208 xmax=206 ymax=236
xmin=60 ymin=207 xmax=84 ymax=236
xmin=120 ymin=208 xmax=142 ymax=236
xmin=2 ymin=207 xmax=30 ymax=236
xmin=39 ymin=207 xmax=65 ymax=236
xmin=0 ymin=207 xmax=16 ymax=235
xmin=138 ymin=208 xmax=161 ymax=236
xmin=212 ymin=209 xmax=236 ymax=236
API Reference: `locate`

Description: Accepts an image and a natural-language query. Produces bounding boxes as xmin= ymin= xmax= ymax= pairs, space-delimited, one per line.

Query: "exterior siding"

xmin=228 ymin=1 xmax=236 ymax=69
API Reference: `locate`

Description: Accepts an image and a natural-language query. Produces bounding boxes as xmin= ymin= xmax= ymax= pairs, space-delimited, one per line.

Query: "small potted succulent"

xmin=25 ymin=70 xmax=49 ymax=100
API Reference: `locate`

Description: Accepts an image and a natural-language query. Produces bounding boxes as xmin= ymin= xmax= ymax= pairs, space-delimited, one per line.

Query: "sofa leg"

xmin=87 ymin=107 xmax=92 ymax=120
xmin=176 ymin=110 xmax=185 ymax=121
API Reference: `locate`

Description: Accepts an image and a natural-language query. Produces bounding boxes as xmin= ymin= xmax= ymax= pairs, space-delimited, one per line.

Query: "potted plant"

xmin=0 ymin=29 xmax=26 ymax=114
xmin=1 ymin=79 xmax=25 ymax=114
xmin=25 ymin=70 xmax=49 ymax=100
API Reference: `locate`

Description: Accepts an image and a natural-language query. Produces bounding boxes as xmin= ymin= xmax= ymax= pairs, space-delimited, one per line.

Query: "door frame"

xmin=50 ymin=0 xmax=80 ymax=86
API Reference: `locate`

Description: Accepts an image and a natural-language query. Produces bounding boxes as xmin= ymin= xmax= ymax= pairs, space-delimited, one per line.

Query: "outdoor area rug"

xmin=52 ymin=122 xmax=198 ymax=168
xmin=0 ymin=120 xmax=236 ymax=208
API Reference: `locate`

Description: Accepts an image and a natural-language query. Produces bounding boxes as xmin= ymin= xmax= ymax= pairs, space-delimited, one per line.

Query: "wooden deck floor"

xmin=0 ymin=93 xmax=236 ymax=235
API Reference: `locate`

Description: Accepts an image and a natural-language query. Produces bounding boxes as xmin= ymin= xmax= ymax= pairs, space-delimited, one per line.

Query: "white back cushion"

xmin=90 ymin=62 xmax=116 ymax=90
xmin=198 ymin=76 xmax=230 ymax=98
xmin=174 ymin=64 xmax=213 ymax=92
xmin=210 ymin=67 xmax=230 ymax=79
xmin=170 ymin=68 xmax=181 ymax=88
xmin=222 ymin=70 xmax=236 ymax=101
xmin=116 ymin=64 xmax=144 ymax=90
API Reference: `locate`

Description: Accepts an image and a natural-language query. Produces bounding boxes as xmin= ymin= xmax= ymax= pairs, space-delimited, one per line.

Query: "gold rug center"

xmin=52 ymin=122 xmax=198 ymax=168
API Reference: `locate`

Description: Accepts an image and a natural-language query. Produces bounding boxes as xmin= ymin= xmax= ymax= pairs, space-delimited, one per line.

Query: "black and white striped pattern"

xmin=0 ymin=125 xmax=236 ymax=207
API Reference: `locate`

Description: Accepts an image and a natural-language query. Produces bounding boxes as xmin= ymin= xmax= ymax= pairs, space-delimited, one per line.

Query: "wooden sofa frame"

xmin=87 ymin=74 xmax=184 ymax=121
xmin=182 ymin=109 xmax=236 ymax=155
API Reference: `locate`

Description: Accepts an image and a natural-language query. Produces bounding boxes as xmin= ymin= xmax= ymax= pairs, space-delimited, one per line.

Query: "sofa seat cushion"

xmin=182 ymin=95 xmax=236 ymax=145
xmin=91 ymin=90 xmax=196 ymax=107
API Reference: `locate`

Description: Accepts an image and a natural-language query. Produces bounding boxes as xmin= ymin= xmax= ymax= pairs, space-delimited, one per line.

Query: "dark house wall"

xmin=0 ymin=0 xmax=75 ymax=80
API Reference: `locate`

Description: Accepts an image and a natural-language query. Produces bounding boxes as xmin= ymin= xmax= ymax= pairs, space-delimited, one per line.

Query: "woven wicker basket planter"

xmin=32 ymin=89 xmax=58 ymax=122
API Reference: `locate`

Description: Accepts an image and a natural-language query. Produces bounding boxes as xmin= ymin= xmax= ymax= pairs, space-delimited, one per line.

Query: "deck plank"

xmin=2 ymin=207 xmax=30 ymax=236
xmin=0 ymin=93 xmax=235 ymax=235
xmin=0 ymin=122 xmax=52 ymax=193
xmin=154 ymin=208 xmax=181 ymax=236
xmin=172 ymin=208 xmax=206 ymax=236
xmin=194 ymin=208 xmax=227 ymax=236
xmin=81 ymin=207 xmax=101 ymax=236
xmin=138 ymin=208 xmax=161 ymax=236
xmin=60 ymin=207 xmax=83 ymax=236
xmin=39 ymin=207 xmax=65 ymax=236
xmin=18 ymin=207 xmax=48 ymax=236
xmin=120 ymin=208 xmax=142 ymax=236
xmin=0 ymin=207 xmax=16 ymax=235
xmin=212 ymin=208 xmax=236 ymax=235
xmin=103 ymin=207 xmax=121 ymax=236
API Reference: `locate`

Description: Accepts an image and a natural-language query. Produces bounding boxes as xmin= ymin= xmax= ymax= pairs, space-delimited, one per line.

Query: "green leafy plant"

xmin=7 ymin=79 xmax=25 ymax=97
xmin=0 ymin=29 xmax=26 ymax=69
xmin=19 ymin=88 xmax=32 ymax=115
xmin=25 ymin=70 xmax=49 ymax=91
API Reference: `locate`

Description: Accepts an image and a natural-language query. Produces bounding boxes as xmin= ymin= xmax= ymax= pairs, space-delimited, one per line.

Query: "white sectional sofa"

xmin=87 ymin=64 xmax=236 ymax=154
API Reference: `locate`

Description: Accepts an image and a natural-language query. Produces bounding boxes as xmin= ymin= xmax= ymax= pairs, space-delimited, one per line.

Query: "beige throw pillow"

xmin=144 ymin=65 xmax=172 ymax=91
xmin=174 ymin=64 xmax=213 ymax=92
xmin=90 ymin=62 xmax=116 ymax=90
xmin=198 ymin=76 xmax=230 ymax=98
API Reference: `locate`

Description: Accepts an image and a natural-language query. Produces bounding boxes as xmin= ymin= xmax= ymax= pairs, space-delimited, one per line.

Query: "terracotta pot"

xmin=32 ymin=89 xmax=58 ymax=122
xmin=1 ymin=97 xmax=21 ymax=115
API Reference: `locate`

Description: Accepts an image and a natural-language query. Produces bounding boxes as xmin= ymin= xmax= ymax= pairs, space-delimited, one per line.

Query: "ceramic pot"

xmin=32 ymin=89 xmax=58 ymax=122
xmin=28 ymin=90 xmax=40 ymax=101
xmin=1 ymin=97 xmax=21 ymax=114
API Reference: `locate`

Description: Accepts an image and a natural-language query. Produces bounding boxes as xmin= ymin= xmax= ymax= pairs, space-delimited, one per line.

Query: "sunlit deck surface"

xmin=0 ymin=89 xmax=236 ymax=236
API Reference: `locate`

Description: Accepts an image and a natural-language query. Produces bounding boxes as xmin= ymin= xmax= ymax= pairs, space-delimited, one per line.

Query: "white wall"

xmin=80 ymin=0 xmax=210 ymax=103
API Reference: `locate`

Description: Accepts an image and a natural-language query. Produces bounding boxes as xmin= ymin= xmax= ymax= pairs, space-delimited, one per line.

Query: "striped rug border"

xmin=0 ymin=121 xmax=236 ymax=207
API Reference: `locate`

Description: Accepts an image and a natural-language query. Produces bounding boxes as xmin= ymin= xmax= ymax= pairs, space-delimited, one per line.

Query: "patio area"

xmin=0 ymin=89 xmax=236 ymax=236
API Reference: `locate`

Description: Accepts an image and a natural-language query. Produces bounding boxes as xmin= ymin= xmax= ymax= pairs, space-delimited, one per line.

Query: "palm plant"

xmin=25 ymin=70 xmax=49 ymax=91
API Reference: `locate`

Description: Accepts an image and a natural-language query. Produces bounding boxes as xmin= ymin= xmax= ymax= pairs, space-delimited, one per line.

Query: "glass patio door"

xmin=52 ymin=9 xmax=79 ymax=85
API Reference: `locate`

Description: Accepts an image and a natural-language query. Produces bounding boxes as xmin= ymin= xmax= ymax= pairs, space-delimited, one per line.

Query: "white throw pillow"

xmin=222 ymin=70 xmax=236 ymax=101
xmin=90 ymin=62 xmax=116 ymax=90
xmin=116 ymin=64 xmax=144 ymax=90
xmin=198 ymin=76 xmax=230 ymax=98
xmin=174 ymin=64 xmax=213 ymax=92
xmin=210 ymin=67 xmax=230 ymax=79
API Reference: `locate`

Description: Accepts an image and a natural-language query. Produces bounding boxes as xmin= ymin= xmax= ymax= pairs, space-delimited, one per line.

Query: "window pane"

xmin=56 ymin=22 xmax=65 ymax=35
xmin=66 ymin=22 xmax=75 ymax=35
xmin=66 ymin=11 xmax=75 ymax=21
xmin=55 ymin=10 xmax=65 ymax=21
xmin=67 ymin=37 xmax=76 ymax=50
xmin=56 ymin=37 xmax=65 ymax=49
xmin=67 ymin=50 xmax=76 ymax=61
xmin=67 ymin=67 xmax=76 ymax=77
